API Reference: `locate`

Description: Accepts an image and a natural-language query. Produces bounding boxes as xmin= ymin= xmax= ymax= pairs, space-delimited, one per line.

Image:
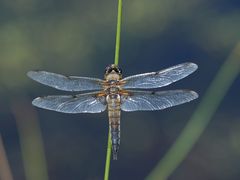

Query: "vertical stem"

xmin=114 ymin=0 xmax=123 ymax=66
xmin=104 ymin=0 xmax=123 ymax=179
xmin=104 ymin=128 xmax=112 ymax=180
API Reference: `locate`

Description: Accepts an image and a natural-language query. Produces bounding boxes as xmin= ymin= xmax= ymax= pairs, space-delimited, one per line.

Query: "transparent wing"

xmin=122 ymin=62 xmax=198 ymax=89
xmin=27 ymin=71 xmax=103 ymax=91
xmin=32 ymin=92 xmax=107 ymax=113
xmin=121 ymin=90 xmax=198 ymax=112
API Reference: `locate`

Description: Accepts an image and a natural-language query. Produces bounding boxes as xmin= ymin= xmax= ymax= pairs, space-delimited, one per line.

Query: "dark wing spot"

xmin=151 ymin=91 xmax=156 ymax=95
xmin=72 ymin=95 xmax=78 ymax=98
xmin=65 ymin=75 xmax=71 ymax=79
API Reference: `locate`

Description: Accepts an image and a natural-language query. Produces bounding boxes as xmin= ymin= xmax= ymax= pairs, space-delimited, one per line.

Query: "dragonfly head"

xmin=104 ymin=64 xmax=122 ymax=80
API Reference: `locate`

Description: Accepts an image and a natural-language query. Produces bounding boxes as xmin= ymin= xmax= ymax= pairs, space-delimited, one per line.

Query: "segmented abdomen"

xmin=107 ymin=94 xmax=121 ymax=160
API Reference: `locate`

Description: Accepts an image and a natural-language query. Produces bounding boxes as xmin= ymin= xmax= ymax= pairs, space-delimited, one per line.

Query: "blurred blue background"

xmin=0 ymin=0 xmax=240 ymax=179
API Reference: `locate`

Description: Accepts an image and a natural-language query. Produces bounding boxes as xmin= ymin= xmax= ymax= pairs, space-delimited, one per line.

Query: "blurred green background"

xmin=0 ymin=0 xmax=240 ymax=179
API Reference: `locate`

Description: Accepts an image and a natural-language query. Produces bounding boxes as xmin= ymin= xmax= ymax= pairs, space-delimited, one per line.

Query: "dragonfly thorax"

xmin=108 ymin=79 xmax=118 ymax=85
xmin=106 ymin=94 xmax=120 ymax=103
xmin=105 ymin=73 xmax=121 ymax=81
xmin=105 ymin=86 xmax=120 ymax=94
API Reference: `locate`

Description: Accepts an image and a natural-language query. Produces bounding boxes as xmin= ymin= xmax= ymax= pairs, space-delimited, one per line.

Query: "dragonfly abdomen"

xmin=107 ymin=94 xmax=121 ymax=160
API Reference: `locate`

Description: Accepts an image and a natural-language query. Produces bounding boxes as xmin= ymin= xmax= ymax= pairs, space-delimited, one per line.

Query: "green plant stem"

xmin=104 ymin=128 xmax=112 ymax=180
xmin=104 ymin=0 xmax=123 ymax=180
xmin=146 ymin=43 xmax=240 ymax=180
xmin=114 ymin=0 xmax=122 ymax=66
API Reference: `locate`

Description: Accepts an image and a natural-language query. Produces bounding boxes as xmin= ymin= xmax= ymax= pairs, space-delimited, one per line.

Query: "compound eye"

xmin=104 ymin=67 xmax=111 ymax=74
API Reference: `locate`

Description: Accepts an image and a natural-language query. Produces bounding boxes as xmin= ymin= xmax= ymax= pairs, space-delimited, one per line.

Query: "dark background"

xmin=0 ymin=0 xmax=240 ymax=179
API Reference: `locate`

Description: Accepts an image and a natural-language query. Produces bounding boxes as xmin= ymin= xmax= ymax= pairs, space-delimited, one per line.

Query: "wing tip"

xmin=27 ymin=70 xmax=42 ymax=79
xmin=27 ymin=71 xmax=34 ymax=78
xmin=178 ymin=89 xmax=199 ymax=101
xmin=185 ymin=62 xmax=198 ymax=71
xmin=189 ymin=90 xmax=199 ymax=100
xmin=32 ymin=97 xmax=42 ymax=107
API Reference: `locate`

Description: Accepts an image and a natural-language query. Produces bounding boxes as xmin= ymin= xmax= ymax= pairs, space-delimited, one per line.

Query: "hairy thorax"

xmin=104 ymin=72 xmax=122 ymax=95
xmin=104 ymin=73 xmax=121 ymax=106
xmin=105 ymin=73 xmax=121 ymax=81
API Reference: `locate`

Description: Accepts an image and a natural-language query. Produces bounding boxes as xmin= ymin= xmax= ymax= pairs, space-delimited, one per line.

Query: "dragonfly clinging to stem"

xmin=27 ymin=62 xmax=198 ymax=160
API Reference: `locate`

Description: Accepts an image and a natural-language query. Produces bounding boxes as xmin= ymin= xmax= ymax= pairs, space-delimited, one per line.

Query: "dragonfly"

xmin=27 ymin=62 xmax=198 ymax=160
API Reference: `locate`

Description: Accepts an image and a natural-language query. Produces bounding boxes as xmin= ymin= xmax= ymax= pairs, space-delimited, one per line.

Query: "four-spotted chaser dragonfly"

xmin=27 ymin=62 xmax=198 ymax=160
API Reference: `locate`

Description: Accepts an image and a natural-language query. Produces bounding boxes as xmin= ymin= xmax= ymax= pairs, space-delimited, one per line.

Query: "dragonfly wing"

xmin=121 ymin=90 xmax=198 ymax=112
xmin=32 ymin=92 xmax=107 ymax=113
xmin=122 ymin=62 xmax=197 ymax=89
xmin=27 ymin=71 xmax=103 ymax=91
